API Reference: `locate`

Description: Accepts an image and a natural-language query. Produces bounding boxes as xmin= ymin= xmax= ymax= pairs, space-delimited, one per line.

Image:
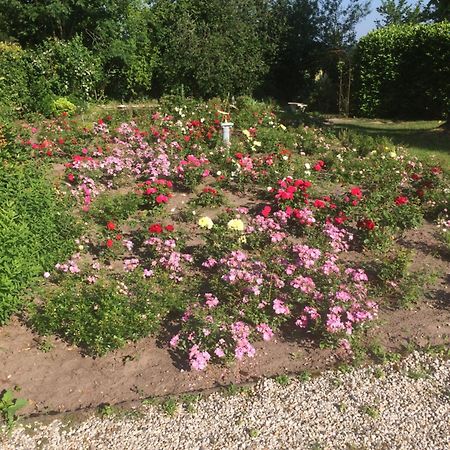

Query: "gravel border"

xmin=2 ymin=351 xmax=449 ymax=450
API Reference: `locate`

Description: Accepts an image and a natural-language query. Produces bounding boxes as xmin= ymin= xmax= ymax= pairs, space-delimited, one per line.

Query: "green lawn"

xmin=328 ymin=118 xmax=450 ymax=168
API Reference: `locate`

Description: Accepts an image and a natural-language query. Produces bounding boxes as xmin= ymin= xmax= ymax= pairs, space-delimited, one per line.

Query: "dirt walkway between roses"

xmin=0 ymin=224 xmax=449 ymax=418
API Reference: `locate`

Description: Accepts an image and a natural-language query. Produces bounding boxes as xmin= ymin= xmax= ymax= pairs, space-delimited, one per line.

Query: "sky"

xmin=355 ymin=0 xmax=384 ymax=38
xmin=354 ymin=0 xmax=424 ymax=38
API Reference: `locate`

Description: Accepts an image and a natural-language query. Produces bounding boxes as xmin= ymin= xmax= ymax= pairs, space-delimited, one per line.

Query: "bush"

xmin=354 ymin=23 xmax=450 ymax=119
xmin=50 ymin=97 xmax=77 ymax=116
xmin=31 ymin=272 xmax=189 ymax=356
xmin=27 ymin=36 xmax=103 ymax=110
xmin=0 ymin=162 xmax=78 ymax=324
xmin=0 ymin=42 xmax=29 ymax=120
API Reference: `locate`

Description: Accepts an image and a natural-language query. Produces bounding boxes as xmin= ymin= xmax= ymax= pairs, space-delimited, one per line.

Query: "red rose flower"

xmin=165 ymin=224 xmax=174 ymax=232
xmin=313 ymin=160 xmax=325 ymax=171
xmin=67 ymin=173 xmax=75 ymax=182
xmin=394 ymin=196 xmax=409 ymax=206
xmin=149 ymin=223 xmax=163 ymax=234
xmin=106 ymin=221 xmax=116 ymax=231
xmin=261 ymin=205 xmax=272 ymax=218
xmin=156 ymin=194 xmax=169 ymax=204
xmin=106 ymin=239 xmax=114 ymax=248
xmin=350 ymin=187 xmax=362 ymax=199
xmin=357 ymin=219 xmax=375 ymax=230
xmin=431 ymin=166 xmax=442 ymax=175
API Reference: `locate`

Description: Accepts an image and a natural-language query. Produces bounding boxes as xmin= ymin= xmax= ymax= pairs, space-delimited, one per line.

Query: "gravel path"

xmin=2 ymin=351 xmax=449 ymax=450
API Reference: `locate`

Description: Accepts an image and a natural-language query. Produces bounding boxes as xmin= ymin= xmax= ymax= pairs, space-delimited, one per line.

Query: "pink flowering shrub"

xmin=143 ymin=236 xmax=193 ymax=282
xmin=175 ymin=154 xmax=210 ymax=191
xmin=172 ymin=242 xmax=378 ymax=370
xmin=138 ymin=178 xmax=173 ymax=211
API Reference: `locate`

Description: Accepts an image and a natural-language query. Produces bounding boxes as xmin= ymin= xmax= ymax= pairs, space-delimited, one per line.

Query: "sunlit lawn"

xmin=328 ymin=117 xmax=450 ymax=168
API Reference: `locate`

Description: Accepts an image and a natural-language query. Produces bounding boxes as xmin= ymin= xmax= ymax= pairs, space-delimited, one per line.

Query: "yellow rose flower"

xmin=227 ymin=218 xmax=245 ymax=232
xmin=198 ymin=216 xmax=214 ymax=229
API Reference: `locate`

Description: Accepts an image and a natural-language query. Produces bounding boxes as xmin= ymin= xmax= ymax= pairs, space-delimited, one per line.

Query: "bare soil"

xmin=0 ymin=223 xmax=448 ymax=418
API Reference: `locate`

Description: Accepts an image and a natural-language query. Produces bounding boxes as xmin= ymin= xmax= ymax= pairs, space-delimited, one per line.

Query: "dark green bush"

xmin=0 ymin=42 xmax=29 ymax=120
xmin=0 ymin=162 xmax=78 ymax=324
xmin=354 ymin=23 xmax=450 ymax=119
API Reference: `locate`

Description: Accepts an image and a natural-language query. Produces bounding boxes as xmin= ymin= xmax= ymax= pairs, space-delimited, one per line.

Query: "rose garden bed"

xmin=0 ymin=96 xmax=449 ymax=417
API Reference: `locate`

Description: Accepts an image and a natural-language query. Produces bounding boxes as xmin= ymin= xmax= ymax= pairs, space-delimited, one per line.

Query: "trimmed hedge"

xmin=354 ymin=23 xmax=450 ymax=119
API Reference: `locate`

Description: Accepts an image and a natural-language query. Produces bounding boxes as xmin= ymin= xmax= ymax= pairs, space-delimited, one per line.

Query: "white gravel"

xmin=2 ymin=351 xmax=449 ymax=450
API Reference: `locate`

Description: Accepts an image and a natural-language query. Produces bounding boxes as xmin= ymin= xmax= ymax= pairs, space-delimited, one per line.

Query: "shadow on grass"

xmin=329 ymin=119 xmax=450 ymax=165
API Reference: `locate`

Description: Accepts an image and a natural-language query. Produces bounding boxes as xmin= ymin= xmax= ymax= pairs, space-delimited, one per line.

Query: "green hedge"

xmin=0 ymin=42 xmax=29 ymax=120
xmin=354 ymin=23 xmax=450 ymax=119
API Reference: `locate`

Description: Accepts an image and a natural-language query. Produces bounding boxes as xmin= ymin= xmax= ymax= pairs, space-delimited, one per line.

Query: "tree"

xmin=0 ymin=0 xmax=133 ymax=47
xmin=263 ymin=0 xmax=369 ymax=102
xmin=425 ymin=0 xmax=450 ymax=21
xmin=150 ymin=0 xmax=278 ymax=98
xmin=317 ymin=0 xmax=371 ymax=48
xmin=375 ymin=0 xmax=426 ymax=27
xmin=262 ymin=0 xmax=322 ymax=100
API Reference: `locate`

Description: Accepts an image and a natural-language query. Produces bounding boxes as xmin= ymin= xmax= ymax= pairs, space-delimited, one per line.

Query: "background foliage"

xmin=354 ymin=22 xmax=450 ymax=118
xmin=0 ymin=0 xmax=448 ymax=118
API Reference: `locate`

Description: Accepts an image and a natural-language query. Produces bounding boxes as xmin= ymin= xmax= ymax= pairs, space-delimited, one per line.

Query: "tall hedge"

xmin=354 ymin=22 xmax=450 ymax=119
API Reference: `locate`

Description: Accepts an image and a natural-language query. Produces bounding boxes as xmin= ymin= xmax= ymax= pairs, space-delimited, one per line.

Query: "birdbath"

xmin=221 ymin=122 xmax=234 ymax=146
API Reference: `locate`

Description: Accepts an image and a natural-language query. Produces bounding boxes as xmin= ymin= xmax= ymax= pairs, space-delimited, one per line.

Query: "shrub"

xmin=0 ymin=162 xmax=78 ymax=324
xmin=27 ymin=36 xmax=103 ymax=110
xmin=354 ymin=23 xmax=450 ymax=119
xmin=31 ymin=272 xmax=189 ymax=356
xmin=50 ymin=97 xmax=77 ymax=117
xmin=0 ymin=42 xmax=29 ymax=120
